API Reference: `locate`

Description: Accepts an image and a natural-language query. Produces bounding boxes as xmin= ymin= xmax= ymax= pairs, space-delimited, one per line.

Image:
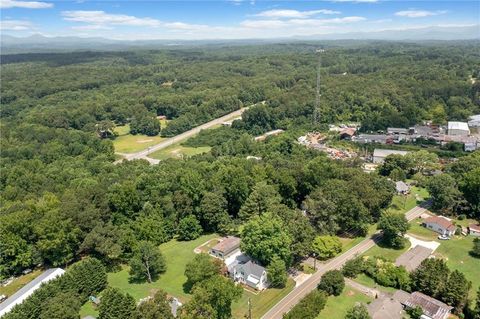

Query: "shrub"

xmin=283 ymin=290 xmax=327 ymax=319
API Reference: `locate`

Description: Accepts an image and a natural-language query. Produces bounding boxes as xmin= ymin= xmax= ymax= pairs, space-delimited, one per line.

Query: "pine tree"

xmin=98 ymin=287 xmax=136 ymax=319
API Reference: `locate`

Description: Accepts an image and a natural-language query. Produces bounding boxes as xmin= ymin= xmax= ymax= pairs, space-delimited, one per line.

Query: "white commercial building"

xmin=0 ymin=268 xmax=65 ymax=317
xmin=447 ymin=121 xmax=470 ymax=136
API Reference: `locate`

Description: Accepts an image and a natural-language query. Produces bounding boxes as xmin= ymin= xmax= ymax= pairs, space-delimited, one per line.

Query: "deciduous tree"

xmin=129 ymin=241 xmax=166 ymax=283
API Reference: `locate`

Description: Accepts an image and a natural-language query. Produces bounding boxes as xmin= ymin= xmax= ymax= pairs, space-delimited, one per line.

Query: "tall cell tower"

xmin=313 ymin=49 xmax=325 ymax=125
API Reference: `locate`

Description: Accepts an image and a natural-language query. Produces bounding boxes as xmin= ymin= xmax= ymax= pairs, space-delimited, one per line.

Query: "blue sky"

xmin=1 ymin=0 xmax=478 ymax=39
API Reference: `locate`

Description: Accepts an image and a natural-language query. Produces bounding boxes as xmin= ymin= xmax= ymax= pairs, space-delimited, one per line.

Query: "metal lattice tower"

xmin=314 ymin=49 xmax=325 ymax=125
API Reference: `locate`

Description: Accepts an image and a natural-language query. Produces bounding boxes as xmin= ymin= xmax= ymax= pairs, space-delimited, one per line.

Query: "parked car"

xmin=438 ymin=235 xmax=450 ymax=240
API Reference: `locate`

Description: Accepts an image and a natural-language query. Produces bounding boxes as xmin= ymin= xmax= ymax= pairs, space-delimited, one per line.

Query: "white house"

xmin=231 ymin=261 xmax=268 ymax=291
xmin=447 ymin=121 xmax=470 ymax=136
xmin=0 ymin=268 xmax=65 ymax=317
xmin=468 ymin=224 xmax=480 ymax=237
xmin=423 ymin=216 xmax=456 ymax=237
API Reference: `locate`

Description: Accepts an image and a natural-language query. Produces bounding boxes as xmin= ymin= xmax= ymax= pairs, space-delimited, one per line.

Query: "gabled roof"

xmin=368 ymin=297 xmax=404 ymax=319
xmin=424 ymin=216 xmax=456 ymax=231
xmin=240 ymin=261 xmax=265 ymax=279
xmin=404 ymin=292 xmax=453 ymax=319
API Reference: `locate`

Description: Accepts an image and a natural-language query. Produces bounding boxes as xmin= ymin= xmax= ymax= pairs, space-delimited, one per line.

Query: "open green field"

xmin=316 ymin=286 xmax=372 ymax=319
xmin=0 ymin=269 xmax=42 ymax=297
xmin=408 ymin=220 xmax=438 ymax=240
xmin=148 ymin=144 xmax=211 ymax=160
xmin=80 ymin=234 xmax=294 ymax=318
xmin=113 ymin=123 xmax=166 ymax=154
xmin=435 ymin=236 xmax=479 ymax=297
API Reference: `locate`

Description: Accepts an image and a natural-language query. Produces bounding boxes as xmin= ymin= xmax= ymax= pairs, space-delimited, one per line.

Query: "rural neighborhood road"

xmin=261 ymin=202 xmax=430 ymax=319
xmin=115 ymin=107 xmax=249 ymax=164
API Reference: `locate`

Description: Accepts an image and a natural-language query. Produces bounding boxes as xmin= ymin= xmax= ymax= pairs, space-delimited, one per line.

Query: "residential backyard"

xmin=79 ymin=234 xmax=295 ymax=318
xmin=316 ymin=286 xmax=372 ymax=319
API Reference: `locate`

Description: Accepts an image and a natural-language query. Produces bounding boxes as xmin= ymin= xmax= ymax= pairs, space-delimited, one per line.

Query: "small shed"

xmin=395 ymin=181 xmax=410 ymax=195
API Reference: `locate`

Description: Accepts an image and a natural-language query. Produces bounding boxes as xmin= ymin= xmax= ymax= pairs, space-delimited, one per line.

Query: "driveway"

xmin=261 ymin=203 xmax=430 ymax=319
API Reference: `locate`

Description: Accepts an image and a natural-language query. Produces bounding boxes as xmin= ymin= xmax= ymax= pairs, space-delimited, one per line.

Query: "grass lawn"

xmin=113 ymin=123 xmax=166 ymax=154
xmin=352 ymin=274 xmax=397 ymax=294
xmin=316 ymin=286 xmax=373 ymax=319
xmin=408 ymin=220 xmax=438 ymax=240
xmin=434 ymin=236 xmax=480 ymax=298
xmin=0 ymin=269 xmax=43 ymax=297
xmin=149 ymin=144 xmax=211 ymax=160
xmin=387 ymin=186 xmax=428 ymax=215
xmin=79 ymin=234 xmax=217 ymax=317
xmin=79 ymin=234 xmax=294 ymax=318
xmin=362 ymin=240 xmax=411 ymax=262
xmin=232 ymin=279 xmax=295 ymax=319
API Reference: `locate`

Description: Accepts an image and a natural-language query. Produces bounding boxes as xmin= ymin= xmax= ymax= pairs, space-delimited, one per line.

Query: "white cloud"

xmin=62 ymin=11 xmax=161 ymax=27
xmin=71 ymin=24 xmax=113 ymax=31
xmin=241 ymin=16 xmax=365 ymax=29
xmin=163 ymin=22 xmax=210 ymax=30
xmin=395 ymin=10 xmax=447 ymax=18
xmin=0 ymin=0 xmax=52 ymax=9
xmin=0 ymin=19 xmax=33 ymax=30
xmin=255 ymin=9 xmax=341 ymax=19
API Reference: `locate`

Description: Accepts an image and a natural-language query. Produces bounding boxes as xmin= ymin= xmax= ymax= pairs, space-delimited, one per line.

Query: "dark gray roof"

xmin=368 ymin=297 xmax=404 ymax=319
xmin=242 ymin=261 xmax=265 ymax=278
xmin=0 ymin=268 xmax=64 ymax=314
xmin=395 ymin=245 xmax=433 ymax=272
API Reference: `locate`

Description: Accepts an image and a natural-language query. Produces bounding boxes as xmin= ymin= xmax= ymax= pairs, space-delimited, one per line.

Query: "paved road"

xmin=261 ymin=202 xmax=430 ymax=319
xmin=114 ymin=107 xmax=249 ymax=164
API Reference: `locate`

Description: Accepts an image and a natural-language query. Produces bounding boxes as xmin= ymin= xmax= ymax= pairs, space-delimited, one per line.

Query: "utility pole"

xmin=248 ymin=297 xmax=252 ymax=319
xmin=314 ymin=49 xmax=325 ymax=126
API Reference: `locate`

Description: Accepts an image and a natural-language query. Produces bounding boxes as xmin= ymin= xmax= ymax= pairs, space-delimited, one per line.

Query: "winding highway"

xmin=261 ymin=202 xmax=430 ymax=319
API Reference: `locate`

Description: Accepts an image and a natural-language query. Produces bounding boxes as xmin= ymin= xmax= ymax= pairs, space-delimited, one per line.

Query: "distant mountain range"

xmin=1 ymin=25 xmax=478 ymax=54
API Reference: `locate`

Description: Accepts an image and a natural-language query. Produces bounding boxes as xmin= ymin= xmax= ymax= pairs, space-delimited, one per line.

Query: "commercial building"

xmin=447 ymin=121 xmax=470 ymax=136
xmin=372 ymin=149 xmax=409 ymax=164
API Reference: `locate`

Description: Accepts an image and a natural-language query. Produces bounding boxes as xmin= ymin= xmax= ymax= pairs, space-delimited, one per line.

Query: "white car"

xmin=438 ymin=235 xmax=450 ymax=240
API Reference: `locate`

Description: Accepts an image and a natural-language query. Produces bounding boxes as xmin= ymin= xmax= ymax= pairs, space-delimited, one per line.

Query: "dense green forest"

xmin=1 ymin=42 xmax=480 ymax=319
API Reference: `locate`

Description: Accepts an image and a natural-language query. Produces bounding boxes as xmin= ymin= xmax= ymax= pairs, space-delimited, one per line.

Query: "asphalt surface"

xmin=114 ymin=107 xmax=249 ymax=164
xmin=261 ymin=202 xmax=430 ymax=319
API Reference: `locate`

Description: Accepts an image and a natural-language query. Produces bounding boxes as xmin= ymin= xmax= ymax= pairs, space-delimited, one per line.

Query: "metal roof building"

xmin=447 ymin=121 xmax=470 ymax=136
xmin=0 ymin=268 xmax=65 ymax=317
xmin=372 ymin=149 xmax=409 ymax=163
